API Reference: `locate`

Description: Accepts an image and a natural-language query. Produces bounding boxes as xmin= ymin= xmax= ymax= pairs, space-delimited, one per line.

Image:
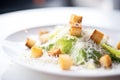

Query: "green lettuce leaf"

xmin=88 ymin=49 xmax=102 ymax=64
xmin=102 ymin=43 xmax=120 ymax=58
xmin=55 ymin=36 xmax=76 ymax=54
xmin=101 ymin=43 xmax=120 ymax=62
xmin=75 ymin=49 xmax=87 ymax=65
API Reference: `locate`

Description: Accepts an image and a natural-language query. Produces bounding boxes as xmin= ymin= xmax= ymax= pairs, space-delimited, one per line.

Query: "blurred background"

xmin=0 ymin=0 xmax=120 ymax=14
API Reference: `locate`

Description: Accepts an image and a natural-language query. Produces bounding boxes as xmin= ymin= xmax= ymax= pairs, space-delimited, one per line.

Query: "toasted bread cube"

xmin=59 ymin=54 xmax=73 ymax=70
xmin=31 ymin=46 xmax=43 ymax=58
xmin=39 ymin=30 xmax=49 ymax=36
xmin=69 ymin=14 xmax=83 ymax=24
xmin=70 ymin=24 xmax=82 ymax=37
xmin=99 ymin=55 xmax=112 ymax=68
xmin=48 ymin=48 xmax=61 ymax=57
xmin=90 ymin=29 xmax=104 ymax=44
xmin=40 ymin=35 xmax=48 ymax=44
xmin=25 ymin=38 xmax=36 ymax=49
xmin=116 ymin=42 xmax=120 ymax=49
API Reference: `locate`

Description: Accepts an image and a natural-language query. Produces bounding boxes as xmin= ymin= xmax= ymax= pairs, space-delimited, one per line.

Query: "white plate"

xmin=1 ymin=7 xmax=120 ymax=80
xmin=1 ymin=25 xmax=120 ymax=80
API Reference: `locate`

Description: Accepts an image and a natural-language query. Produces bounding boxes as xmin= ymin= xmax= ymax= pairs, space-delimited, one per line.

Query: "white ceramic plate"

xmin=1 ymin=25 xmax=120 ymax=80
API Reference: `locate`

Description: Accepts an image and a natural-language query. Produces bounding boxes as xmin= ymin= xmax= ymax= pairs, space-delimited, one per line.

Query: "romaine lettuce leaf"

xmin=101 ymin=43 xmax=120 ymax=62
xmin=75 ymin=48 xmax=102 ymax=65
xmin=75 ymin=49 xmax=87 ymax=65
xmin=87 ymin=48 xmax=101 ymax=64
xmin=55 ymin=37 xmax=76 ymax=54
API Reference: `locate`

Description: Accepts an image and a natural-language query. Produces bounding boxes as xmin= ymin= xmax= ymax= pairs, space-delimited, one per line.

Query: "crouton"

xmin=90 ymin=29 xmax=104 ymax=44
xmin=39 ymin=30 xmax=49 ymax=36
xmin=69 ymin=24 xmax=82 ymax=37
xmin=25 ymin=38 xmax=36 ymax=49
xmin=48 ymin=48 xmax=61 ymax=57
xmin=39 ymin=35 xmax=48 ymax=44
xmin=99 ymin=55 xmax=112 ymax=68
xmin=69 ymin=14 xmax=83 ymax=24
xmin=116 ymin=42 xmax=120 ymax=50
xmin=31 ymin=46 xmax=43 ymax=58
xmin=59 ymin=54 xmax=73 ymax=70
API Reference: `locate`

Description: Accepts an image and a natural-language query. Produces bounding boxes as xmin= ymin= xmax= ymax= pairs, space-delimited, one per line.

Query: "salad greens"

xmin=87 ymin=48 xmax=102 ymax=64
xmin=75 ymin=48 xmax=102 ymax=65
xmin=40 ymin=25 xmax=120 ymax=69
xmin=42 ymin=36 xmax=76 ymax=54
xmin=101 ymin=43 xmax=120 ymax=62
xmin=55 ymin=36 xmax=76 ymax=54
xmin=75 ymin=48 xmax=87 ymax=65
xmin=102 ymin=43 xmax=120 ymax=58
xmin=41 ymin=25 xmax=116 ymax=67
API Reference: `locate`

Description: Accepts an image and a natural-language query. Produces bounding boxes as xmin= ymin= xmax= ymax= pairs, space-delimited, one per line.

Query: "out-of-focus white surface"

xmin=0 ymin=7 xmax=120 ymax=80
